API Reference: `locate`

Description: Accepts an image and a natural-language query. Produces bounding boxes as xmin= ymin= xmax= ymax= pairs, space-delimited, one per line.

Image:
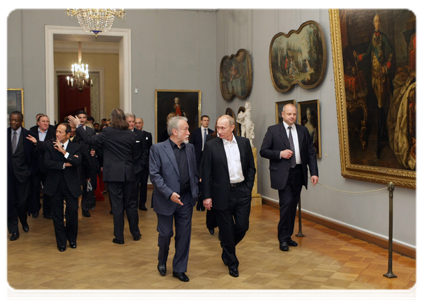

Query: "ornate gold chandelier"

xmin=67 ymin=9 xmax=125 ymax=38
xmin=67 ymin=42 xmax=92 ymax=92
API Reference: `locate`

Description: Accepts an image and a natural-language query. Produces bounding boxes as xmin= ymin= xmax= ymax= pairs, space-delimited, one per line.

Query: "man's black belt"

xmin=230 ymin=181 xmax=244 ymax=187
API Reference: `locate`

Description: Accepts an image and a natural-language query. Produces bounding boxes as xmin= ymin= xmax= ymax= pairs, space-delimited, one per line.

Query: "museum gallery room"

xmin=5 ymin=8 xmax=419 ymax=299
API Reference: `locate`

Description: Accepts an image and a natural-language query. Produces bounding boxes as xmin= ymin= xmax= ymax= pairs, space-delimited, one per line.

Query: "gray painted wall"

xmin=215 ymin=9 xmax=416 ymax=248
xmin=7 ymin=9 xmax=218 ymax=139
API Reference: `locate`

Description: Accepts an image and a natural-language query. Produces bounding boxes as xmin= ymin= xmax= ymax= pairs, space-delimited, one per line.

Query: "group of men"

xmin=7 ymin=110 xmax=152 ymax=252
xmin=7 ymin=103 xmax=318 ymax=283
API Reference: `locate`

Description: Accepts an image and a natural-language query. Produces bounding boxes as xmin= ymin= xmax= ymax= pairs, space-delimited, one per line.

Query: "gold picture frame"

xmin=275 ymin=100 xmax=296 ymax=124
xmin=329 ymin=9 xmax=416 ymax=189
xmin=7 ymin=88 xmax=25 ymax=127
xmin=155 ymin=89 xmax=201 ymax=143
xmin=297 ymin=100 xmax=321 ymax=158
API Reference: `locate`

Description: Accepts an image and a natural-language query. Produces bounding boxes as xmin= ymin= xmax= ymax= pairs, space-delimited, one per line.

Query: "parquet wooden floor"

xmin=7 ymin=191 xmax=416 ymax=293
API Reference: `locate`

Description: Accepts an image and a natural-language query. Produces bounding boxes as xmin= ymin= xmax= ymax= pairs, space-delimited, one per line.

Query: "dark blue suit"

xmin=149 ymin=139 xmax=198 ymax=272
xmin=189 ymin=127 xmax=214 ymax=171
xmin=260 ymin=122 xmax=318 ymax=243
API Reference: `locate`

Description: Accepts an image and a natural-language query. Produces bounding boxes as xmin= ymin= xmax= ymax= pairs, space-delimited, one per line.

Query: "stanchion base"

xmin=296 ymin=233 xmax=306 ymax=237
xmin=383 ymin=272 xmax=397 ymax=279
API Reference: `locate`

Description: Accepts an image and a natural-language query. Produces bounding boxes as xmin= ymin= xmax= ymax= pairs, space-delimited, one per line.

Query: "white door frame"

xmin=45 ymin=25 xmax=131 ymax=122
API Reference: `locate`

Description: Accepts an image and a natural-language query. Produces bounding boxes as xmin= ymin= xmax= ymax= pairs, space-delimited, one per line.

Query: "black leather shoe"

xmin=221 ymin=252 xmax=228 ymax=266
xmin=139 ymin=206 xmax=147 ymax=211
xmin=109 ymin=210 xmax=113 ymax=215
xmin=229 ymin=268 xmax=239 ymax=277
xmin=157 ymin=263 xmax=166 ymax=276
xmin=288 ymin=239 xmax=298 ymax=247
xmin=113 ymin=238 xmax=124 ymax=244
xmin=173 ymin=272 xmax=189 ymax=282
xmin=133 ymin=234 xmax=142 ymax=241
xmin=32 ymin=211 xmax=39 ymax=218
xmin=10 ymin=233 xmax=19 ymax=241
xmin=69 ymin=242 xmax=77 ymax=249
xmin=280 ymin=242 xmax=289 ymax=251
xmin=82 ymin=210 xmax=91 ymax=217
xmin=58 ymin=246 xmax=66 ymax=252
xmin=208 ymin=228 xmax=214 ymax=235
xmin=22 ymin=224 xmax=29 ymax=232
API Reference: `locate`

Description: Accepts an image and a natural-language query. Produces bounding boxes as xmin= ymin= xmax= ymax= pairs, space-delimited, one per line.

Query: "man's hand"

xmin=54 ymin=139 xmax=66 ymax=155
xmin=203 ymin=198 xmax=212 ymax=210
xmin=64 ymin=162 xmax=72 ymax=168
xmin=280 ymin=149 xmax=294 ymax=159
xmin=26 ymin=135 xmax=37 ymax=145
xmin=67 ymin=115 xmax=81 ymax=127
xmin=170 ymin=192 xmax=183 ymax=206
xmin=311 ymin=176 xmax=319 ymax=186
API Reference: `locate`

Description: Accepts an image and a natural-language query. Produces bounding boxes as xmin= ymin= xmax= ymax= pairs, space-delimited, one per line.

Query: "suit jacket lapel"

xmin=163 ymin=139 xmax=179 ymax=176
xmin=234 ymin=136 xmax=245 ymax=172
xmin=297 ymin=125 xmax=304 ymax=152
xmin=216 ymin=138 xmax=229 ymax=173
xmin=278 ymin=123 xmax=291 ymax=149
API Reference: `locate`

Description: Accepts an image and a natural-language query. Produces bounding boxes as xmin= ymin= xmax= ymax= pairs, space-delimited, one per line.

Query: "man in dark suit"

xmin=189 ymin=115 xmax=214 ymax=172
xmin=43 ymin=123 xmax=82 ymax=252
xmin=29 ymin=114 xmax=56 ymax=219
xmin=260 ymin=103 xmax=319 ymax=252
xmin=149 ymin=116 xmax=199 ymax=282
xmin=135 ymin=117 xmax=152 ymax=211
xmin=202 ymin=115 xmax=256 ymax=278
xmin=76 ymin=110 xmax=96 ymax=217
xmin=7 ymin=111 xmax=36 ymax=241
xmin=126 ymin=113 xmax=148 ymax=219
xmin=68 ymin=109 xmax=141 ymax=244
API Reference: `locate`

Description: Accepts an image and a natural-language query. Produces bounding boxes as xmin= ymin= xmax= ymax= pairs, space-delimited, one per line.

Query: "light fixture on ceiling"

xmin=67 ymin=9 xmax=125 ymax=38
xmin=67 ymin=41 xmax=92 ymax=92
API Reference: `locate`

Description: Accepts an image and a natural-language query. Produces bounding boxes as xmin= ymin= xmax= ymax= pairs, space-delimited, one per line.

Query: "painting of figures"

xmin=219 ymin=49 xmax=252 ymax=101
xmin=269 ymin=21 xmax=327 ymax=93
xmin=329 ymin=9 xmax=416 ymax=189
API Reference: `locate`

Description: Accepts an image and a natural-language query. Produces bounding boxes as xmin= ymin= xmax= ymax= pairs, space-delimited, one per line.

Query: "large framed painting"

xmin=269 ymin=21 xmax=327 ymax=93
xmin=329 ymin=9 xmax=416 ymax=189
xmin=219 ymin=49 xmax=253 ymax=101
xmin=8 ymin=89 xmax=24 ymax=126
xmin=275 ymin=100 xmax=296 ymax=124
xmin=155 ymin=89 xmax=201 ymax=143
xmin=225 ymin=107 xmax=237 ymax=135
xmin=297 ymin=100 xmax=321 ymax=158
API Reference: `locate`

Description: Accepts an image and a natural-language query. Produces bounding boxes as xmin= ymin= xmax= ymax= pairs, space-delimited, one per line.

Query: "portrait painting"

xmin=155 ymin=89 xmax=201 ymax=143
xmin=329 ymin=9 xmax=416 ymax=188
xmin=269 ymin=21 xmax=327 ymax=93
xmin=225 ymin=107 xmax=237 ymax=135
xmin=8 ymin=89 xmax=24 ymax=126
xmin=297 ymin=100 xmax=321 ymax=158
xmin=275 ymin=100 xmax=296 ymax=124
xmin=219 ymin=49 xmax=253 ymax=101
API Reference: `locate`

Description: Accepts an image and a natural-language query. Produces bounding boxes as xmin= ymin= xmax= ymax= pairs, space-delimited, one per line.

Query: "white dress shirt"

xmin=38 ymin=128 xmax=47 ymax=141
xmin=222 ymin=134 xmax=244 ymax=183
xmin=282 ymin=122 xmax=302 ymax=165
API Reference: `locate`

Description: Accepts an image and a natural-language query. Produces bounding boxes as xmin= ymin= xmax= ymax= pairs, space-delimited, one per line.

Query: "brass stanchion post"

xmin=296 ymin=196 xmax=305 ymax=237
xmin=383 ymin=182 xmax=397 ymax=278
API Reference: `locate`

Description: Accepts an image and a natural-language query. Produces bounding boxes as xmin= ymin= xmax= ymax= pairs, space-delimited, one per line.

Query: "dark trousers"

xmin=156 ymin=192 xmax=193 ymax=273
xmin=35 ymin=170 xmax=51 ymax=216
xmin=278 ymin=165 xmax=303 ymax=243
xmin=139 ymin=167 xmax=149 ymax=208
xmin=108 ymin=180 xmax=140 ymax=241
xmin=51 ymin=178 xmax=79 ymax=248
xmin=8 ymin=175 xmax=31 ymax=234
xmin=132 ymin=171 xmax=142 ymax=209
xmin=214 ymin=183 xmax=251 ymax=269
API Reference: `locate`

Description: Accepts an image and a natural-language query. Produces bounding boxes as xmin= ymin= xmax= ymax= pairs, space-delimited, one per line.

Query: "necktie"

xmin=287 ymin=126 xmax=296 ymax=168
xmin=203 ymin=129 xmax=207 ymax=150
xmin=12 ymin=131 xmax=18 ymax=154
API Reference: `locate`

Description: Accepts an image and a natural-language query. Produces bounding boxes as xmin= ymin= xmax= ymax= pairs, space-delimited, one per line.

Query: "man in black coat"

xmin=68 ymin=109 xmax=141 ymax=244
xmin=135 ymin=117 xmax=152 ymax=210
xmin=260 ymin=104 xmax=319 ymax=252
xmin=43 ymin=123 xmax=82 ymax=252
xmin=29 ymin=114 xmax=56 ymax=219
xmin=189 ymin=115 xmax=214 ymax=173
xmin=7 ymin=111 xmax=36 ymax=241
xmin=201 ymin=115 xmax=256 ymax=278
xmin=126 ymin=113 xmax=148 ymax=218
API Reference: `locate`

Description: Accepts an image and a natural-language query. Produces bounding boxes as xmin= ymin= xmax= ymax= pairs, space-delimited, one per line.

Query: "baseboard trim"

xmin=262 ymin=197 xmax=416 ymax=259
